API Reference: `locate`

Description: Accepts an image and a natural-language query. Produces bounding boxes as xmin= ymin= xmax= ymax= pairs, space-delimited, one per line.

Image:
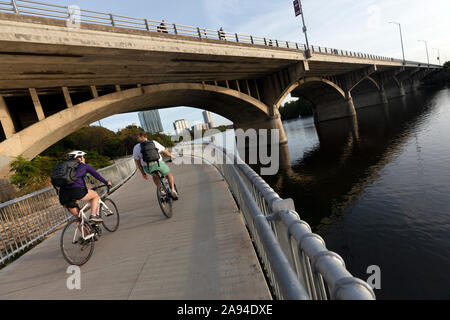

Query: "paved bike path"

xmin=0 ymin=163 xmax=272 ymax=299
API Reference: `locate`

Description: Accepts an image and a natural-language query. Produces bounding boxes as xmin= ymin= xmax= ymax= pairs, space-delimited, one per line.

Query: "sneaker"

xmin=171 ymin=190 xmax=179 ymax=200
xmin=89 ymin=215 xmax=103 ymax=223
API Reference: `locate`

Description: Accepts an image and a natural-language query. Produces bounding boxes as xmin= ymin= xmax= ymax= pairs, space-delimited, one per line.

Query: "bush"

xmin=9 ymin=156 xmax=58 ymax=195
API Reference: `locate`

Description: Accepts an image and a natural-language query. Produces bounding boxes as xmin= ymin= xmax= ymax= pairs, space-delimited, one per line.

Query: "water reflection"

xmin=261 ymin=89 xmax=450 ymax=299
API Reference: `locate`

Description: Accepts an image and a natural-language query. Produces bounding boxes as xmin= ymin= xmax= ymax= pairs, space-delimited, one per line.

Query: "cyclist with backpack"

xmin=52 ymin=151 xmax=112 ymax=223
xmin=133 ymin=132 xmax=179 ymax=199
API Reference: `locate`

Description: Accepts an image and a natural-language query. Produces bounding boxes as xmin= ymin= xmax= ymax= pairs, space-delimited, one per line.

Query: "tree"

xmin=279 ymin=97 xmax=314 ymax=120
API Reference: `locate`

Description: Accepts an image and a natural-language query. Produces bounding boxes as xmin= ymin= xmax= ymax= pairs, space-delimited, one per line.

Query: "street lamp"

xmin=389 ymin=21 xmax=406 ymax=65
xmin=418 ymin=40 xmax=430 ymax=67
xmin=432 ymin=48 xmax=441 ymax=66
xmin=293 ymin=0 xmax=311 ymax=58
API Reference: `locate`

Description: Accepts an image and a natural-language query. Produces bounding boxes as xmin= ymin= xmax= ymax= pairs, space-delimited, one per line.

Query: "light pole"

xmin=418 ymin=40 xmax=430 ymax=67
xmin=389 ymin=21 xmax=406 ymax=65
xmin=294 ymin=0 xmax=311 ymax=58
xmin=432 ymin=48 xmax=441 ymax=66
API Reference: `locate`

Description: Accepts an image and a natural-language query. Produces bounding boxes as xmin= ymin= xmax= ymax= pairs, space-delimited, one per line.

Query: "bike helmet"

xmin=67 ymin=150 xmax=87 ymax=160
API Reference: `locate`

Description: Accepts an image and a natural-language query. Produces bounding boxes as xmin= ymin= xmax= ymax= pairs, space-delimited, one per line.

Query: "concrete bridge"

xmin=0 ymin=4 xmax=441 ymax=176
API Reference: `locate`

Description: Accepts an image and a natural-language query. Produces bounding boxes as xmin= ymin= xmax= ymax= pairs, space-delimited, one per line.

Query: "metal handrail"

xmin=186 ymin=143 xmax=376 ymax=300
xmin=0 ymin=157 xmax=136 ymax=266
xmin=0 ymin=0 xmax=405 ymax=63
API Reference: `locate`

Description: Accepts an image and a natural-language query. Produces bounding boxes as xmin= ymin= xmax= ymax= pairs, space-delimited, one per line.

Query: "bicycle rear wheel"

xmin=100 ymin=199 xmax=120 ymax=232
xmin=60 ymin=218 xmax=95 ymax=266
xmin=157 ymin=185 xmax=172 ymax=218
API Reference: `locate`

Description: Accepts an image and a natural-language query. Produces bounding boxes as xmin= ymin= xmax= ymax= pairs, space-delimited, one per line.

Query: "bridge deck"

xmin=0 ymin=163 xmax=271 ymax=299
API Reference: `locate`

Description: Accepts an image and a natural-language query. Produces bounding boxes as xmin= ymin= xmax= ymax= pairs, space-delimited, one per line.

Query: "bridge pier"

xmin=314 ymin=97 xmax=356 ymax=123
xmin=234 ymin=109 xmax=291 ymax=170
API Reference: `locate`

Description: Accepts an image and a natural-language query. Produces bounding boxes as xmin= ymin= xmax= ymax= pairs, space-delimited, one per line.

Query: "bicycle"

xmin=60 ymin=185 xmax=119 ymax=266
xmin=153 ymin=161 xmax=178 ymax=219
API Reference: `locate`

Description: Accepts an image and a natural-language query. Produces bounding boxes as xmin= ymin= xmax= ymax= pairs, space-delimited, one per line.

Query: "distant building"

xmin=202 ymin=111 xmax=215 ymax=129
xmin=174 ymin=119 xmax=189 ymax=134
xmin=138 ymin=110 xmax=164 ymax=133
xmin=191 ymin=123 xmax=210 ymax=132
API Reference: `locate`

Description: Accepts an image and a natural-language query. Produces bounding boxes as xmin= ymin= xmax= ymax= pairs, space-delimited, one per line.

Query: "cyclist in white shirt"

xmin=133 ymin=132 xmax=179 ymax=199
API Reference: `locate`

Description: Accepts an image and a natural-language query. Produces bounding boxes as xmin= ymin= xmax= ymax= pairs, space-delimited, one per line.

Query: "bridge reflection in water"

xmin=262 ymin=88 xmax=450 ymax=299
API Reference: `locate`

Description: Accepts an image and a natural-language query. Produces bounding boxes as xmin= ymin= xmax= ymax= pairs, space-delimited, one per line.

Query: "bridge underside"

xmin=0 ymin=11 xmax=440 ymax=178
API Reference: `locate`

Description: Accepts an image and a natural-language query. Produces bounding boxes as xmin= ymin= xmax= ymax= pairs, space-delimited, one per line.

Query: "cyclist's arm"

xmin=162 ymin=149 xmax=174 ymax=159
xmin=86 ymin=164 xmax=110 ymax=186
xmin=135 ymin=159 xmax=147 ymax=178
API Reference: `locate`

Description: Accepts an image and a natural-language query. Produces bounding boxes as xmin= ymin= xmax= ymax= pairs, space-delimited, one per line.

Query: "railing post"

xmin=235 ymin=33 xmax=239 ymax=42
xmin=250 ymin=36 xmax=254 ymax=44
xmin=11 ymin=0 xmax=19 ymax=14
xmin=109 ymin=14 xmax=115 ymax=27
xmin=296 ymin=43 xmax=299 ymax=50
xmin=264 ymin=38 xmax=267 ymax=46
xmin=173 ymin=24 xmax=178 ymax=35
xmin=286 ymin=41 xmax=289 ymax=48
xmin=275 ymin=40 xmax=279 ymax=47
xmin=197 ymin=27 xmax=202 ymax=38
xmin=144 ymin=19 xmax=150 ymax=31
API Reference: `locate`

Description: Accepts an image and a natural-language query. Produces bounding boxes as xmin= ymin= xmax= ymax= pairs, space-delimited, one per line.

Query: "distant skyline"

xmin=99 ymin=108 xmax=232 ymax=134
xmin=50 ymin=0 xmax=448 ymax=131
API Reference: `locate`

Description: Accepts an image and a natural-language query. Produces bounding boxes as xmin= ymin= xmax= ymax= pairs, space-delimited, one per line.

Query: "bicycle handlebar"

xmin=92 ymin=184 xmax=111 ymax=193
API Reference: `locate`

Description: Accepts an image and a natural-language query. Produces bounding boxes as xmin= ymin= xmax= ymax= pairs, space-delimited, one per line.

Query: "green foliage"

xmin=9 ymin=156 xmax=58 ymax=195
xmin=279 ymin=97 xmax=314 ymax=120
xmin=423 ymin=61 xmax=450 ymax=86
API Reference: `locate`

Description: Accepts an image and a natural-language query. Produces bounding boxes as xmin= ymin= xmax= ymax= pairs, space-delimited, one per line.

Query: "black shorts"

xmin=59 ymin=187 xmax=88 ymax=209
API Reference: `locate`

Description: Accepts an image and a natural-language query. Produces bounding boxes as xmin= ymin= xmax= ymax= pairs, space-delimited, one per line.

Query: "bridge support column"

xmin=380 ymin=88 xmax=388 ymax=104
xmin=314 ymin=97 xmax=356 ymax=123
xmin=0 ymin=95 xmax=15 ymax=139
xmin=234 ymin=108 xmax=290 ymax=170
xmin=29 ymin=88 xmax=45 ymax=121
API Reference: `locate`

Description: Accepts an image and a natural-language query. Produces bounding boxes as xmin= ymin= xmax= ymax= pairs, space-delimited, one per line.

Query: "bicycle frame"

xmin=71 ymin=197 xmax=112 ymax=242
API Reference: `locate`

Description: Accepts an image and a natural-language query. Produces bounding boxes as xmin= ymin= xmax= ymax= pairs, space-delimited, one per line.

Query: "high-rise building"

xmin=138 ymin=110 xmax=164 ymax=133
xmin=202 ymin=111 xmax=215 ymax=129
xmin=173 ymin=119 xmax=189 ymax=134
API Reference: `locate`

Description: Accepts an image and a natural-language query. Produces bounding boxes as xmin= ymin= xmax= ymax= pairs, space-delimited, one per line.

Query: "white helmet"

xmin=67 ymin=150 xmax=86 ymax=160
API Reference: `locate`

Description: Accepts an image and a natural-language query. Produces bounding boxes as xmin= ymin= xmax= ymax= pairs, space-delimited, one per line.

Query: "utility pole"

xmin=293 ymin=0 xmax=311 ymax=58
xmin=418 ymin=40 xmax=430 ymax=67
xmin=389 ymin=21 xmax=406 ymax=65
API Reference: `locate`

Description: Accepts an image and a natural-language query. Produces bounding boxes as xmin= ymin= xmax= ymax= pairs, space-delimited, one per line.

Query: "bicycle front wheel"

xmin=60 ymin=218 xmax=95 ymax=266
xmin=157 ymin=185 xmax=172 ymax=219
xmin=100 ymin=199 xmax=120 ymax=232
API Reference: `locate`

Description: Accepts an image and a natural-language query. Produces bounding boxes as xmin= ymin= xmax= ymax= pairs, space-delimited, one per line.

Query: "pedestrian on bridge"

xmin=219 ymin=27 xmax=226 ymax=40
xmin=158 ymin=20 xmax=168 ymax=33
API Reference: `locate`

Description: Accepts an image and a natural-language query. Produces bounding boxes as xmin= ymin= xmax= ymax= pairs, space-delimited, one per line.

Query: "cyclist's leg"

xmin=167 ymin=173 xmax=175 ymax=190
xmin=80 ymin=189 xmax=100 ymax=217
xmin=152 ymin=175 xmax=161 ymax=187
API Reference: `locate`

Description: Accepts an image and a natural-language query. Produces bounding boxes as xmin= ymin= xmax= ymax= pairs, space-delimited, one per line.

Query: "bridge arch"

xmin=0 ymin=83 xmax=277 ymax=172
xmin=275 ymin=77 xmax=355 ymax=123
xmin=350 ymin=76 xmax=387 ymax=109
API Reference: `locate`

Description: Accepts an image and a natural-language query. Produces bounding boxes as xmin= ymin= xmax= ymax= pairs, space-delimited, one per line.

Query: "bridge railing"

xmin=183 ymin=143 xmax=375 ymax=300
xmin=0 ymin=0 xmax=397 ymax=63
xmin=0 ymin=157 xmax=136 ymax=266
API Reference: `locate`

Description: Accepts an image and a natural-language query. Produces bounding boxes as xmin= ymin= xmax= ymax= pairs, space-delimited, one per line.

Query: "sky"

xmin=37 ymin=0 xmax=450 ymax=133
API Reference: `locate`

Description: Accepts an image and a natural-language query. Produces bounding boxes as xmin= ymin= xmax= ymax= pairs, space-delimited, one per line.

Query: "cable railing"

xmin=0 ymin=157 xmax=136 ymax=266
xmin=183 ymin=143 xmax=375 ymax=300
xmin=0 ymin=0 xmax=401 ymax=63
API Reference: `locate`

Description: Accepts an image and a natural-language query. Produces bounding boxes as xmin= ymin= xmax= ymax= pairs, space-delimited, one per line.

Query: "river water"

xmin=261 ymin=87 xmax=450 ymax=299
